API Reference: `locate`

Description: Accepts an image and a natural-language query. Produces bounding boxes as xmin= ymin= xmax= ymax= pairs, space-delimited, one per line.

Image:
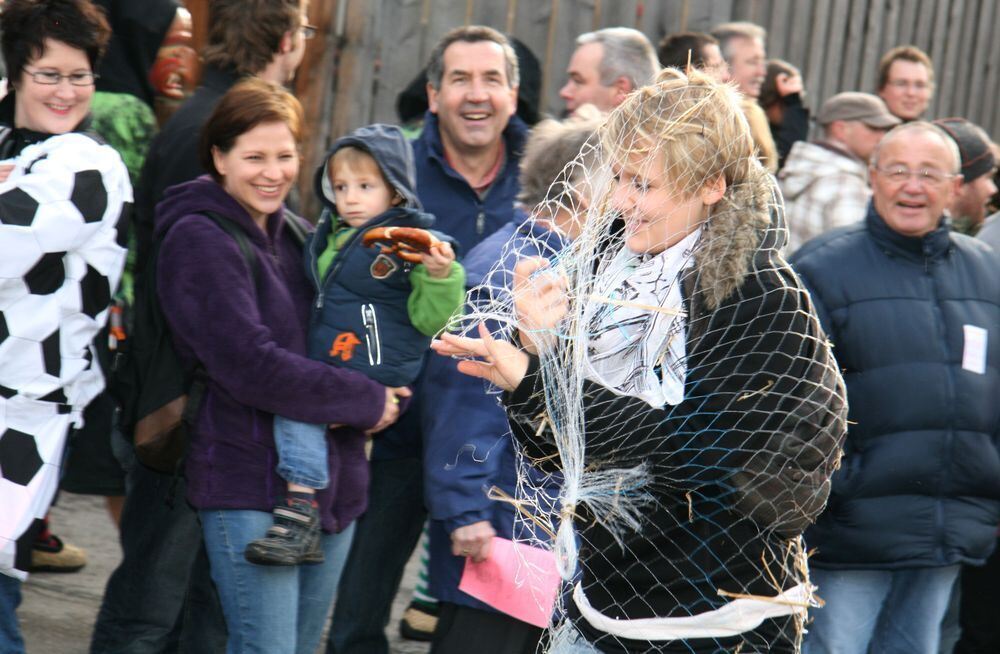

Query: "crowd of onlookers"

xmin=1 ymin=1 xmax=999 ymax=653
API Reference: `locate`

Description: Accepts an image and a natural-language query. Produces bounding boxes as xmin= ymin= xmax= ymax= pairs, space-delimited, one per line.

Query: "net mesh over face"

xmin=449 ymin=68 xmax=848 ymax=654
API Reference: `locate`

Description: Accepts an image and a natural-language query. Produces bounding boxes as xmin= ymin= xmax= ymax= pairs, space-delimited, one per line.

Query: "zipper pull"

xmin=476 ymin=211 xmax=486 ymax=235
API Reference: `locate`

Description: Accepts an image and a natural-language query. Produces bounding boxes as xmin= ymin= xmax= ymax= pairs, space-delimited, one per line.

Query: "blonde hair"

xmin=601 ymin=67 xmax=757 ymax=198
xmin=330 ymin=146 xmax=382 ymax=176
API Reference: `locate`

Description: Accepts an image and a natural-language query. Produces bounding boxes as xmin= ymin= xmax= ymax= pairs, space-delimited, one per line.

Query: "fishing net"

xmin=448 ymin=68 xmax=848 ymax=653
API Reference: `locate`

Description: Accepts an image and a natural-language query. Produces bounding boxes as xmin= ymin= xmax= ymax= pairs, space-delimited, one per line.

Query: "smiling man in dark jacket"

xmin=792 ymin=122 xmax=1000 ymax=654
xmin=327 ymin=25 xmax=527 ymax=654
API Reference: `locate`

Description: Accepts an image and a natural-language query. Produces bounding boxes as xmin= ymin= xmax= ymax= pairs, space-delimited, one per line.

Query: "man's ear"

xmin=612 ymin=77 xmax=634 ymax=106
xmin=507 ymin=85 xmax=520 ymax=118
xmin=700 ymin=175 xmax=727 ymax=206
xmin=427 ymin=82 xmax=439 ymax=114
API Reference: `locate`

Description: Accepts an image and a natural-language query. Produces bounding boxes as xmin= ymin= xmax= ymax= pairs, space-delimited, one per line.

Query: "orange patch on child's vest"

xmin=330 ymin=332 xmax=362 ymax=361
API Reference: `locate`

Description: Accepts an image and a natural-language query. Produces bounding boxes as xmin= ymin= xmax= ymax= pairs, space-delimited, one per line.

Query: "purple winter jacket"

xmin=155 ymin=175 xmax=386 ymax=532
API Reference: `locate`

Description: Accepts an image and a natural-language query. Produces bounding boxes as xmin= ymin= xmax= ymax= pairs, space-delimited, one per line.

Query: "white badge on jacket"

xmin=962 ymin=325 xmax=988 ymax=375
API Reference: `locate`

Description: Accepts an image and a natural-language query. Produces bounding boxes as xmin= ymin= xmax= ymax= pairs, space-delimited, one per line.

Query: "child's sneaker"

xmin=244 ymin=498 xmax=323 ymax=566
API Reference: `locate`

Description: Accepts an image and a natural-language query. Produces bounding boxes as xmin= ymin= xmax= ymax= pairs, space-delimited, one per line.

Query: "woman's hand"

xmin=0 ymin=164 xmax=14 ymax=183
xmin=776 ymin=72 xmax=804 ymax=97
xmin=512 ymin=257 xmax=569 ymax=355
xmin=431 ymin=323 xmax=529 ymax=392
xmin=451 ymin=520 xmax=496 ymax=563
xmin=367 ymin=386 xmax=413 ymax=434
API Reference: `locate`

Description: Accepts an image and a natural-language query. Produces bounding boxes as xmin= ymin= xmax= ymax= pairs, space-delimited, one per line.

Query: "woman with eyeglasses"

xmin=0 ymin=1 xmax=130 ymax=649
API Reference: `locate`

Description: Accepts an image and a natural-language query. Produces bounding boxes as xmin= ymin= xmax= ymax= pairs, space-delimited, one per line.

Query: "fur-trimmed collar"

xmin=687 ymin=163 xmax=779 ymax=312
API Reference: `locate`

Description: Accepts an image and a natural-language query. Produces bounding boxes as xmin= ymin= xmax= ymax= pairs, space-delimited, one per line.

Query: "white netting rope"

xmin=451 ymin=68 xmax=847 ymax=653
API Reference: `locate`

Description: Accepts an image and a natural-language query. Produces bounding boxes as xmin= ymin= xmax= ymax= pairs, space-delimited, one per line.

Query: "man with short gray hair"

xmin=711 ymin=21 xmax=766 ymax=98
xmin=559 ymin=27 xmax=658 ymax=115
xmin=792 ymin=121 xmax=1000 ymax=654
xmin=779 ymin=92 xmax=899 ymax=251
xmin=711 ymin=21 xmax=777 ymax=171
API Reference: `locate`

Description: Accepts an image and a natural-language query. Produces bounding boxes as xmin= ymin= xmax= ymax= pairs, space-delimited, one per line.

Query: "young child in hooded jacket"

xmin=245 ymin=124 xmax=465 ymax=566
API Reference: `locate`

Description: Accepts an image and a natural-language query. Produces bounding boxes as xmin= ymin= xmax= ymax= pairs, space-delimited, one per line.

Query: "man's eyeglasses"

xmin=300 ymin=23 xmax=318 ymax=40
xmin=873 ymin=166 xmax=956 ymax=186
xmin=24 ymin=69 xmax=99 ymax=86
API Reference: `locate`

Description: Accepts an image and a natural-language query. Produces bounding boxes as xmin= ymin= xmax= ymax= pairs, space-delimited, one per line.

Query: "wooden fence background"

xmin=184 ymin=0 xmax=1000 ymax=211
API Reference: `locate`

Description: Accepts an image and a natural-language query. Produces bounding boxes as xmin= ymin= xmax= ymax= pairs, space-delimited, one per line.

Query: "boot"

xmin=243 ymin=498 xmax=323 ymax=566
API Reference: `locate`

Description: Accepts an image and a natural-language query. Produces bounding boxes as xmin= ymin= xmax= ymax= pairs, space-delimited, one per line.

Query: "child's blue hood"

xmin=314 ymin=123 xmax=421 ymax=213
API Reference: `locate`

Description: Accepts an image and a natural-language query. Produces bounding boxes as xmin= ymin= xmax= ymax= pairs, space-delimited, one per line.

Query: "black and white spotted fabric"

xmin=0 ymin=132 xmax=129 ymax=579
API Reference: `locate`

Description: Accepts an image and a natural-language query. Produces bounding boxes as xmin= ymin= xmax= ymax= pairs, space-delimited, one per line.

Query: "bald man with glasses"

xmin=790 ymin=122 xmax=1000 ymax=654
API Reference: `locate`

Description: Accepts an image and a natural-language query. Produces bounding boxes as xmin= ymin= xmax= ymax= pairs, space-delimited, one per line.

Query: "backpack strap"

xmin=282 ymin=209 xmax=309 ymax=248
xmin=200 ymin=210 xmax=261 ymax=286
xmin=179 ymin=211 xmax=260 ymax=432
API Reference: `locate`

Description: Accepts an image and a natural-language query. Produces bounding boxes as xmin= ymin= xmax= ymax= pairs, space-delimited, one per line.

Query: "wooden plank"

xmin=936 ymin=0 xmax=966 ymax=118
xmin=708 ymin=0 xmax=736 ymax=28
xmin=730 ymin=0 xmax=756 ymax=22
xmin=425 ymin=0 xmax=474 ymax=53
xmin=187 ymin=0 xmax=209 ymax=74
xmin=819 ymin=0 xmax=851 ymax=102
xmin=839 ymin=0 xmax=868 ymax=93
xmin=636 ymin=0 xmax=664 ymax=43
xmin=784 ymin=0 xmax=815 ymax=71
xmin=881 ymin=0 xmax=900 ymax=60
xmin=685 ymin=0 xmax=717 ymax=32
xmin=896 ymin=0 xmax=921 ymax=45
xmin=294 ymin=0 xmax=340 ymax=217
xmin=967 ymin=0 xmax=995 ymax=126
xmin=510 ymin=0 xmax=552 ymax=60
xmin=858 ymin=0 xmax=886 ymax=92
xmin=328 ymin=0 xmax=377 ymax=136
xmin=369 ymin=0 xmax=428 ymax=125
xmin=912 ymin=0 xmax=937 ymax=48
xmin=641 ymin=1 xmax=690 ymax=45
xmin=950 ymin=0 xmax=980 ymax=120
xmin=926 ymin=0 xmax=950 ymax=117
xmin=765 ymin=0 xmax=795 ymax=61
xmin=802 ymin=0 xmax=833 ymax=112
xmin=597 ymin=0 xmax=638 ymax=30
xmin=469 ymin=0 xmax=510 ymax=30
xmin=977 ymin=0 xmax=1000 ymax=132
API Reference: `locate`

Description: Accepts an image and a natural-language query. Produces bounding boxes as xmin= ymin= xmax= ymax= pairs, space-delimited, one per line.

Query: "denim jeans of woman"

xmin=201 ymin=509 xmax=355 ymax=654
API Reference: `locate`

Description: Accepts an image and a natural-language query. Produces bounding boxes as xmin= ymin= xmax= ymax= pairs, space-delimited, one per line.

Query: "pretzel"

xmin=361 ymin=226 xmax=441 ymax=264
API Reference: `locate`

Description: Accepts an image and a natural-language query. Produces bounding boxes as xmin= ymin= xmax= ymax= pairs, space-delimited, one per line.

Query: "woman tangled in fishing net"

xmin=432 ymin=68 xmax=847 ymax=653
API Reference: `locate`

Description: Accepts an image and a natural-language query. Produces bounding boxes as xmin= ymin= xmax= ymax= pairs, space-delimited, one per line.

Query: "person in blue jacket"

xmin=422 ymin=109 xmax=602 ymax=653
xmin=792 ymin=121 xmax=1000 ymax=654
xmin=327 ymin=26 xmax=529 ymax=654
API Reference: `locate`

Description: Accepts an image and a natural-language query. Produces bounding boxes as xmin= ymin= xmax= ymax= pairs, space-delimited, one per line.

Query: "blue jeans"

xmin=273 ymin=417 xmax=329 ymax=489
xmin=0 ymin=574 xmax=25 ymax=654
xmin=804 ymin=565 xmax=961 ymax=654
xmin=201 ymin=510 xmax=354 ymax=654
xmin=90 ymin=451 xmax=227 ymax=654
xmin=326 ymin=457 xmax=426 ymax=654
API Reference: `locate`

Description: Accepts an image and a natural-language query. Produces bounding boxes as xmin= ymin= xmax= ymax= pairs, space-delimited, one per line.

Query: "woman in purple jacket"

xmin=154 ymin=78 xmax=406 ymax=654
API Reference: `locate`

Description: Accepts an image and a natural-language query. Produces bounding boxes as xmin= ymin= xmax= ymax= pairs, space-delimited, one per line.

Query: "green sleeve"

xmin=408 ymin=262 xmax=467 ymax=337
